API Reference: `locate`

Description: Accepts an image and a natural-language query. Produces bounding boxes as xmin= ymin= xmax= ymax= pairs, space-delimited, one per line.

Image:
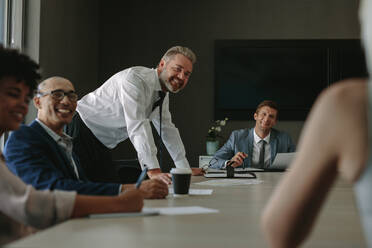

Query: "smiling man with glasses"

xmin=3 ymin=76 xmax=168 ymax=198
xmin=34 ymin=77 xmax=78 ymax=135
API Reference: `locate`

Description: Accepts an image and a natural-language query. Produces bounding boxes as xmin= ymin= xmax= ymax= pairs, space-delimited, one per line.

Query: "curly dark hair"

xmin=0 ymin=45 xmax=41 ymax=94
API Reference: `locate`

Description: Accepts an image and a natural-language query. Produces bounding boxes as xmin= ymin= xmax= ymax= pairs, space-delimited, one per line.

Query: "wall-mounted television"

xmin=215 ymin=39 xmax=368 ymax=120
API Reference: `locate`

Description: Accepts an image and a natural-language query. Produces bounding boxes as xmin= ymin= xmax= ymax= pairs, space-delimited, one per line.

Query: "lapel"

xmin=247 ymin=128 xmax=254 ymax=166
xmin=30 ymin=120 xmax=79 ymax=180
xmin=269 ymin=129 xmax=278 ymax=164
xmin=72 ymin=152 xmax=88 ymax=180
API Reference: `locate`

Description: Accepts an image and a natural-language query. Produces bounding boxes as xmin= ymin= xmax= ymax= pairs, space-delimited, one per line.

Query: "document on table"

xmin=195 ymin=179 xmax=264 ymax=186
xmin=89 ymin=208 xmax=160 ymax=219
xmin=89 ymin=206 xmax=219 ymax=218
xmin=169 ymin=188 xmax=213 ymax=195
xmin=147 ymin=206 xmax=219 ymax=215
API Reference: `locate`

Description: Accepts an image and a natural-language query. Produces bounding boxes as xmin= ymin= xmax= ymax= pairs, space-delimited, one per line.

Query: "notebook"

xmin=204 ymin=152 xmax=296 ymax=175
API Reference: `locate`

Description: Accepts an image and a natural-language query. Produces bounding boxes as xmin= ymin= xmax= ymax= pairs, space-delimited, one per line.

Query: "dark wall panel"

xmin=97 ymin=0 xmax=360 ymax=169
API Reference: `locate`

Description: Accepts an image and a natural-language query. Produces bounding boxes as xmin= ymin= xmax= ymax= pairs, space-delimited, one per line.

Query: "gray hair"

xmin=37 ymin=76 xmax=71 ymax=93
xmin=161 ymin=46 xmax=197 ymax=64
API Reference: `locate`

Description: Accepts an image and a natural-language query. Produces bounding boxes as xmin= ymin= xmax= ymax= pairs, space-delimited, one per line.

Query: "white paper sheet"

xmin=168 ymin=188 xmax=213 ymax=195
xmin=146 ymin=206 xmax=219 ymax=215
xmin=89 ymin=209 xmax=159 ymax=218
xmin=195 ymin=179 xmax=263 ymax=186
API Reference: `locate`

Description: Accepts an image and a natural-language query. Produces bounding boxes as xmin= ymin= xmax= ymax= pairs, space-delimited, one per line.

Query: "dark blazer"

xmin=210 ymin=128 xmax=296 ymax=169
xmin=4 ymin=120 xmax=121 ymax=196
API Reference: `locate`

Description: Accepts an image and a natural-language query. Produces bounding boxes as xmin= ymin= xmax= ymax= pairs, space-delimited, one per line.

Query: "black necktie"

xmin=152 ymin=91 xmax=166 ymax=111
xmin=152 ymin=91 xmax=166 ymax=168
xmin=259 ymin=140 xmax=266 ymax=169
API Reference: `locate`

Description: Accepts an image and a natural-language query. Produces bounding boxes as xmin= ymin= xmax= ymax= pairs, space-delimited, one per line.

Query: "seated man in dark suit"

xmin=4 ymin=76 xmax=168 ymax=198
xmin=210 ymin=100 xmax=295 ymax=169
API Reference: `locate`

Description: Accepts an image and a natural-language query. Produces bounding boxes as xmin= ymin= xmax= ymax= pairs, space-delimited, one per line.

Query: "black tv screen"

xmin=215 ymin=40 xmax=368 ymax=120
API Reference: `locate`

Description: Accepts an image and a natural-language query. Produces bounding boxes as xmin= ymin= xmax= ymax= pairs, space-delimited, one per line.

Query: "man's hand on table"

xmin=122 ymin=178 xmax=168 ymax=199
xmin=147 ymin=168 xmax=172 ymax=185
xmin=139 ymin=179 xmax=168 ymax=199
xmin=191 ymin=168 xmax=204 ymax=176
xmin=147 ymin=167 xmax=205 ymax=184
xmin=230 ymin=152 xmax=248 ymax=167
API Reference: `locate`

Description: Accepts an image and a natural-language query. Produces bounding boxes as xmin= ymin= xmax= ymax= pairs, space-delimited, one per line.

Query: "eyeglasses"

xmin=37 ymin=89 xmax=78 ymax=102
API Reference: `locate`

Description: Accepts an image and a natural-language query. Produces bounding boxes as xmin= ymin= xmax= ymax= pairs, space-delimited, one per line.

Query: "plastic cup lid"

xmin=170 ymin=168 xmax=192 ymax=174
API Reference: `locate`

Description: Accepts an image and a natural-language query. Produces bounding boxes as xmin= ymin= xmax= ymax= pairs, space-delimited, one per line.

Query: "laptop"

xmin=269 ymin=152 xmax=296 ymax=171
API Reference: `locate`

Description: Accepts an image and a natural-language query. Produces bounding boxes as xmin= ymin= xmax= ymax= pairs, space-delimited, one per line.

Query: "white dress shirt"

xmin=252 ymin=129 xmax=271 ymax=167
xmin=0 ymin=154 xmax=76 ymax=229
xmin=77 ymin=66 xmax=190 ymax=170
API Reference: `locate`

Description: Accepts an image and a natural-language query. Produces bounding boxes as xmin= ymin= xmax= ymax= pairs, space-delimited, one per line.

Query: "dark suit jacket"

xmin=210 ymin=128 xmax=296 ymax=169
xmin=4 ymin=120 xmax=121 ymax=196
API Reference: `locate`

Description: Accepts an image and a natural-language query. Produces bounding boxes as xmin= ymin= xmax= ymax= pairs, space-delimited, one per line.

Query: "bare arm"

xmin=71 ymin=189 xmax=143 ymax=218
xmin=261 ymin=80 xmax=369 ymax=248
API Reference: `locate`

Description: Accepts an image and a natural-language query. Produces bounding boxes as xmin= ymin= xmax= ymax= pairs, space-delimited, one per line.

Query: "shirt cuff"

xmin=53 ymin=190 xmax=77 ymax=222
xmin=174 ymin=158 xmax=190 ymax=169
xmin=118 ymin=185 xmax=123 ymax=195
xmin=139 ymin=154 xmax=160 ymax=170
xmin=222 ymin=160 xmax=229 ymax=169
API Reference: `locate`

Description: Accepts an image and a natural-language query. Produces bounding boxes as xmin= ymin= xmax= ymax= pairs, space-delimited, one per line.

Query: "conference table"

xmin=6 ymin=173 xmax=366 ymax=248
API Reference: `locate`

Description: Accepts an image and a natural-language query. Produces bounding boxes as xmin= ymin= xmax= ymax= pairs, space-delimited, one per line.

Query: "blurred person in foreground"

xmin=261 ymin=1 xmax=372 ymax=247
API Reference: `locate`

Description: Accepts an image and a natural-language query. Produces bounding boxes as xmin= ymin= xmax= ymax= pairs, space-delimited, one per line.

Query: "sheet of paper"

xmin=195 ymin=179 xmax=263 ymax=186
xmin=169 ymin=188 xmax=213 ymax=195
xmin=89 ymin=208 xmax=159 ymax=219
xmin=146 ymin=206 xmax=219 ymax=215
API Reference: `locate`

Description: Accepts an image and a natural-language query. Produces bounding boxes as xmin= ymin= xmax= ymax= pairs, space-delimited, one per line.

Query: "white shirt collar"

xmin=35 ymin=119 xmax=72 ymax=142
xmin=253 ymin=128 xmax=271 ymax=144
xmin=154 ymin=68 xmax=163 ymax=92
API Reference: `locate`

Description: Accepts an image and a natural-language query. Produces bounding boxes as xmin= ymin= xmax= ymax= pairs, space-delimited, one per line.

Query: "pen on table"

xmin=135 ymin=166 xmax=148 ymax=189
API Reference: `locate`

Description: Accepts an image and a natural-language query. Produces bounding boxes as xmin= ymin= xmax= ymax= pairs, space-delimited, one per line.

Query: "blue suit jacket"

xmin=4 ymin=120 xmax=121 ymax=196
xmin=210 ymin=128 xmax=296 ymax=169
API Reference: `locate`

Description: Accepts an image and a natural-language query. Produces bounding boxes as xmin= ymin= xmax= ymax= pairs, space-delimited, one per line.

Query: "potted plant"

xmin=206 ymin=118 xmax=228 ymax=155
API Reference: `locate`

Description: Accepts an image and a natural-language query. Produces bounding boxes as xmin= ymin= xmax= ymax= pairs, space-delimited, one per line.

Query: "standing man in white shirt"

xmin=66 ymin=46 xmax=203 ymax=184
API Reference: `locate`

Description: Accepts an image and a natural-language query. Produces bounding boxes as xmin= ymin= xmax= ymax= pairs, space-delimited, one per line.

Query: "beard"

xmin=159 ymin=70 xmax=182 ymax=93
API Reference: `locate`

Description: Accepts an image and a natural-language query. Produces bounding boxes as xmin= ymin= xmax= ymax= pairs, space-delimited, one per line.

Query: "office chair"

xmin=113 ymin=159 xmax=143 ymax=184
